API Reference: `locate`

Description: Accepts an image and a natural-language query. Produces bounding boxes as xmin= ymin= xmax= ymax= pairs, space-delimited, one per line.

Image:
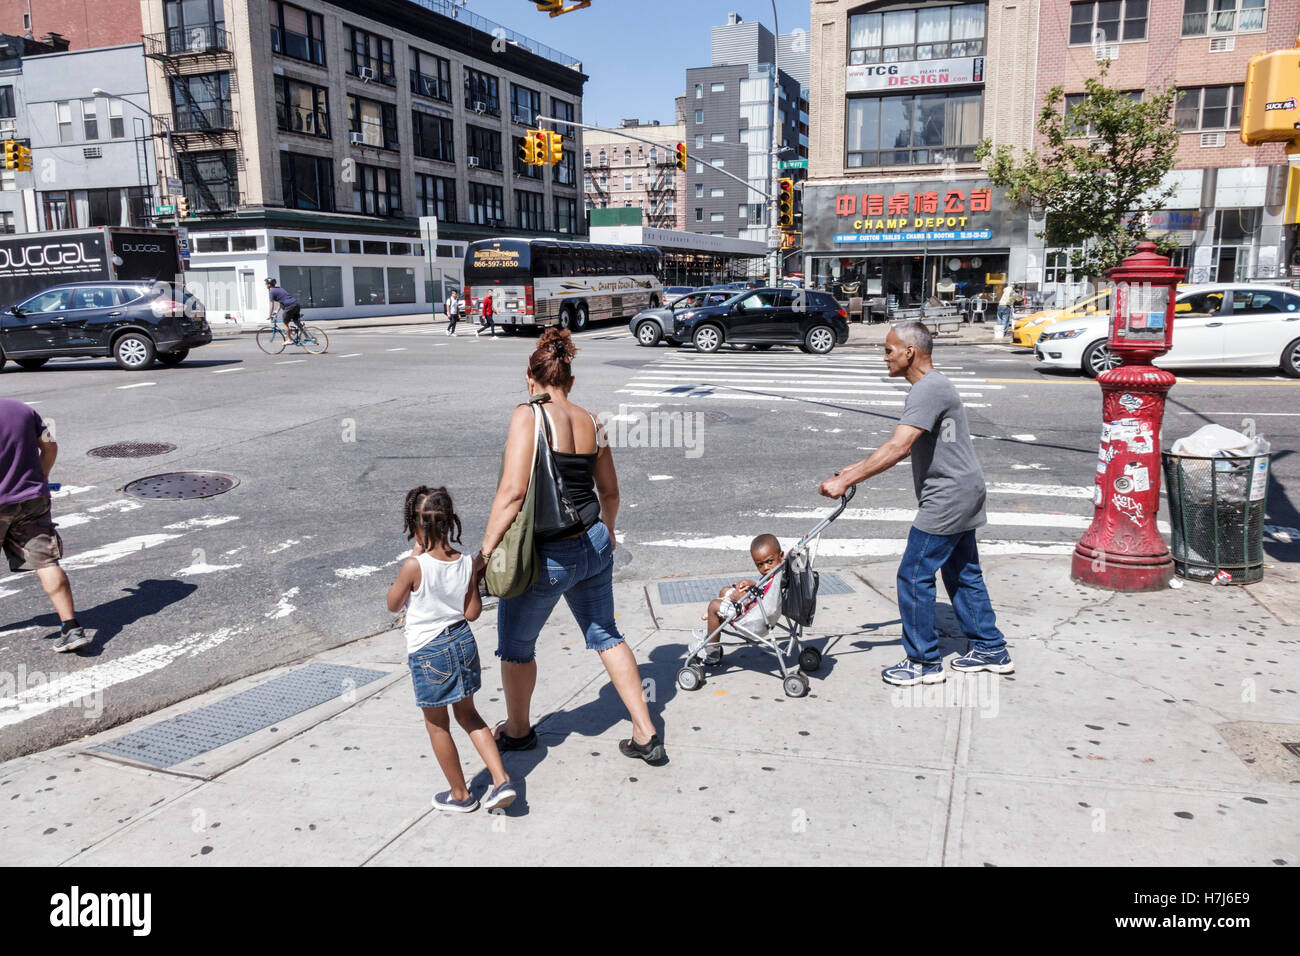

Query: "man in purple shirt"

xmin=266 ymin=277 xmax=305 ymax=339
xmin=0 ymin=398 xmax=87 ymax=652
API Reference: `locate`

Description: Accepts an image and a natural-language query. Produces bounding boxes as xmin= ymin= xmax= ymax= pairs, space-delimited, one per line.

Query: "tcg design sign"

xmin=847 ymin=56 xmax=985 ymax=92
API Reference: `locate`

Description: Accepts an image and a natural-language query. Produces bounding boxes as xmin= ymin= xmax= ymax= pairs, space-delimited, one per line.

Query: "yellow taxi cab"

xmin=1011 ymin=290 xmax=1111 ymax=347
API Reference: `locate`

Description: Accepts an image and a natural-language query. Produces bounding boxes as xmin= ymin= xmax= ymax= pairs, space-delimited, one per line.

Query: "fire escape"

xmin=142 ymin=22 xmax=243 ymax=217
xmin=585 ymin=153 xmax=610 ymax=209
xmin=643 ymin=149 xmax=676 ymax=229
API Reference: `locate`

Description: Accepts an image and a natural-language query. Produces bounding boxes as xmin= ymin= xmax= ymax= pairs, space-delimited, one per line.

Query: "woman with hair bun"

xmin=476 ymin=327 xmax=664 ymax=763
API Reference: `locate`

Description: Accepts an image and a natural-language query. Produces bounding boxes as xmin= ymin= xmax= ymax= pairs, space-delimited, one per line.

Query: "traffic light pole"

xmin=533 ymin=115 xmax=774 ymax=202
xmin=768 ymin=0 xmax=780 ymax=287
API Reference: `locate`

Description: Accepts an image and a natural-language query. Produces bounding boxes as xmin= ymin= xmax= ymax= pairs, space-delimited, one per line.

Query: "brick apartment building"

xmin=0 ymin=0 xmax=141 ymax=50
xmin=803 ymin=0 xmax=1040 ymax=306
xmin=582 ymin=121 xmax=686 ymax=231
xmin=1037 ymin=0 xmax=1297 ymax=293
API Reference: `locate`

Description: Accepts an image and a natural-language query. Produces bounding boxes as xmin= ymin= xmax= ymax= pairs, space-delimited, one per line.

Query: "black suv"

xmin=673 ymin=288 xmax=849 ymax=354
xmin=0 ymin=281 xmax=212 ymax=372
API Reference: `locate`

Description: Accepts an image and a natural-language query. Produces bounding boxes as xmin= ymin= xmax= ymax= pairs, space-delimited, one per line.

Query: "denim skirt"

xmin=408 ymin=620 xmax=482 ymax=708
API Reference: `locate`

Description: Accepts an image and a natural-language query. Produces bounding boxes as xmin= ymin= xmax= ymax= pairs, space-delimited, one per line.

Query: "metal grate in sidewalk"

xmin=657 ymin=571 xmax=853 ymax=606
xmin=93 ymin=662 xmax=388 ymax=769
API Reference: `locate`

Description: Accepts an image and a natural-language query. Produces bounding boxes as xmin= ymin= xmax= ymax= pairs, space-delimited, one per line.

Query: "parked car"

xmin=1011 ymin=290 xmax=1111 ymax=347
xmin=629 ymin=286 xmax=735 ymax=346
xmin=663 ymin=285 xmax=695 ymax=298
xmin=0 ymin=280 xmax=213 ymax=372
xmin=672 ymin=287 xmax=849 ymax=354
xmin=1034 ymin=284 xmax=1300 ymax=377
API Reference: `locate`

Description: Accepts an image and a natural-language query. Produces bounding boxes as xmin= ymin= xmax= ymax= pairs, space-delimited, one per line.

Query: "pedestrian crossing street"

xmin=616 ymin=349 xmax=999 ymax=410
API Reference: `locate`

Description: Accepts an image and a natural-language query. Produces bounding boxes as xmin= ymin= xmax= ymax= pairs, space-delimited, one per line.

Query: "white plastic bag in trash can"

xmin=1168 ymin=425 xmax=1270 ymax=505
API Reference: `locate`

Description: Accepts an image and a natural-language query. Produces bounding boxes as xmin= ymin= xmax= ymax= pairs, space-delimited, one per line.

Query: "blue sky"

xmin=460 ymin=1 xmax=811 ymax=127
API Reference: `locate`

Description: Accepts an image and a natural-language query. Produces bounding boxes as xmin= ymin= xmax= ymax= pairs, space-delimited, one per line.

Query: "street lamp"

xmin=92 ymin=87 xmax=180 ymax=228
xmin=1071 ymin=241 xmax=1184 ymax=591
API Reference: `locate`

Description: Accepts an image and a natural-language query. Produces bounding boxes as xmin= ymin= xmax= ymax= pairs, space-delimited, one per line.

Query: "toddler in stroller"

xmin=677 ymin=488 xmax=855 ymax=698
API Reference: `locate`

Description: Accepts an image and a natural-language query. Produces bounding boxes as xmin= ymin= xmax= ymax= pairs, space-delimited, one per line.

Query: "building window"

xmin=347 ymin=27 xmax=394 ymax=84
xmin=348 ymin=95 xmax=398 ymax=149
xmin=80 ymin=98 xmax=99 ymax=139
xmin=711 ymin=187 xmax=724 ymax=197
xmin=276 ymin=76 xmax=329 ymax=137
xmin=181 ymin=150 xmax=239 ymax=211
xmin=410 ymin=49 xmax=452 ymax=102
xmin=846 ymin=90 xmax=982 ymax=166
xmin=270 ymin=1 xmax=325 ymax=66
xmin=695 ymin=207 xmax=703 ymax=221
xmin=414 ymin=111 xmax=455 ymax=162
xmin=552 ymin=97 xmax=575 ymax=137
xmin=388 ymin=267 xmax=416 ymax=303
xmin=1182 ymin=0 xmax=1266 ymax=36
xmin=171 ymin=72 xmax=232 ymax=132
xmin=516 ymin=190 xmax=544 ymax=230
xmin=1064 ymin=90 xmax=1140 ymax=136
xmin=1069 ymin=1 xmax=1148 ymax=45
xmin=108 ymin=98 xmax=125 ymax=138
xmin=56 ymin=101 xmax=73 ymax=143
xmin=467 ymin=182 xmax=504 ymax=226
xmin=42 ymin=191 xmax=73 ymax=229
xmin=280 ymin=152 xmax=334 ymax=210
xmin=695 ymin=84 xmax=703 ymax=98
xmin=711 ymin=158 xmax=724 ymax=167
xmin=1174 ymin=85 xmax=1243 ymax=130
xmin=556 ymin=197 xmax=576 ymax=234
xmin=510 ymin=83 xmax=541 ymax=125
xmin=554 ymin=149 xmax=576 ymax=186
xmin=164 ymin=0 xmax=225 ymax=53
xmin=281 ymin=265 xmax=343 ymax=308
xmin=464 ymin=68 xmax=500 ymax=116
xmin=466 ymin=124 xmax=502 ymax=171
xmin=695 ymin=109 xmax=703 ymax=124
xmin=354 ymin=266 xmax=386 ymax=305
xmin=598 ymin=149 xmax=606 ymax=165
xmin=710 ymin=212 xmax=724 ymax=222
xmin=849 ymin=3 xmax=987 ymax=64
xmin=0 ymin=86 xmax=13 ymax=119
xmin=0 ymin=210 xmax=13 ymax=232
xmin=352 ymin=163 xmax=401 ymax=217
xmin=695 ymin=134 xmax=703 ymax=148
xmin=711 ymin=82 xmax=725 ymax=93
xmin=710 ymin=133 xmax=725 ymax=142
xmin=695 ymin=183 xmax=703 ymax=198
xmin=417 ymin=174 xmax=456 ymax=222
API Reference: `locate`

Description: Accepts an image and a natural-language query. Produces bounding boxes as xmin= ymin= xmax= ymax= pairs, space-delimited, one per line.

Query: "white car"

xmin=1035 ymin=284 xmax=1300 ymax=378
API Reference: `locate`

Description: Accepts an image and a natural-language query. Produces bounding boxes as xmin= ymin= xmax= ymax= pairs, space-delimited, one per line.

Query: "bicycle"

xmin=256 ymin=315 xmax=329 ymax=355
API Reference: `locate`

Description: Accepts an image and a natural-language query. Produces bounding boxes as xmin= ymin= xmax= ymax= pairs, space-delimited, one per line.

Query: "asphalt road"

xmin=2 ymin=319 xmax=1297 ymax=759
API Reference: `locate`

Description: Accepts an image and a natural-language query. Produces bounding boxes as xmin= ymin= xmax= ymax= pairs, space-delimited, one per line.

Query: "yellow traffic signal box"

xmin=675 ymin=142 xmax=687 ymax=171
xmin=547 ymin=130 xmax=563 ymax=165
xmin=1242 ymin=45 xmax=1300 ymax=146
xmin=777 ymin=178 xmax=794 ymax=230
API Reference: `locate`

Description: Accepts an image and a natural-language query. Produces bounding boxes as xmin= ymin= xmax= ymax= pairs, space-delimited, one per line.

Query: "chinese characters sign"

xmin=831 ymin=187 xmax=993 ymax=243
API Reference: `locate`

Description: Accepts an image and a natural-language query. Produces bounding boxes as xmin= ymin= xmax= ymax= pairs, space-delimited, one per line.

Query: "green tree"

xmin=975 ymin=63 xmax=1180 ymax=278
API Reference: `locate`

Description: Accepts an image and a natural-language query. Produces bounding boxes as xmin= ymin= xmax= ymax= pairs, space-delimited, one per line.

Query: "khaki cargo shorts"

xmin=0 ymin=495 xmax=64 ymax=572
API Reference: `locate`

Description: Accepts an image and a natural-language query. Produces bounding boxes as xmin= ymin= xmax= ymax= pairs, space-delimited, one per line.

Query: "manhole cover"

xmin=88 ymin=441 xmax=177 ymax=459
xmin=1284 ymin=742 xmax=1300 ymax=759
xmin=123 ymin=471 xmax=239 ymax=500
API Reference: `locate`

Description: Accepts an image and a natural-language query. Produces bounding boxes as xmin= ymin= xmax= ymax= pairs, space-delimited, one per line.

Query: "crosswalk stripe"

xmin=742 ymin=508 xmax=1160 ymax=531
xmin=639 ymin=534 xmax=1074 ymax=557
xmin=625 ymin=382 xmax=986 ymax=398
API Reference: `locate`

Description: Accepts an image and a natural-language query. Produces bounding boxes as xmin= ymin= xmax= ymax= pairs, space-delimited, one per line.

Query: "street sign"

xmin=419 ymin=215 xmax=439 ymax=247
xmin=154 ymin=204 xmax=175 ymax=215
xmin=779 ymin=159 xmax=808 ymax=170
xmin=166 ymin=177 xmax=183 ymax=194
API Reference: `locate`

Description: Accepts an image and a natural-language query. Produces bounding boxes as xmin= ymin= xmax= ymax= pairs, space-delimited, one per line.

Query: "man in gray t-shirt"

xmin=818 ymin=322 xmax=1011 ymax=687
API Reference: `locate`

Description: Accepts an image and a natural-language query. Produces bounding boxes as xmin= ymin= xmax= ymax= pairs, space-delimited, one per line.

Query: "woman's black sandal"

xmin=494 ymin=722 xmax=538 ymax=751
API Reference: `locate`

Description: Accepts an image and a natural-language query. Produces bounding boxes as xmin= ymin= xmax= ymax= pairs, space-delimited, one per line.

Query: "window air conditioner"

xmin=473 ymin=101 xmax=486 ymax=113
xmin=358 ymin=67 xmax=374 ymax=81
xmin=1209 ymin=36 xmax=1235 ymax=52
xmin=349 ymin=132 xmax=366 ymax=145
xmin=1094 ymin=43 xmax=1118 ymax=62
xmin=467 ymin=156 xmax=480 ymax=167
xmin=1200 ymin=131 xmax=1226 ymax=147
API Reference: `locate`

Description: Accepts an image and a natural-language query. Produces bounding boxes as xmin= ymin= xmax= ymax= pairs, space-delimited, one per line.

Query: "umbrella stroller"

xmin=676 ymin=488 xmax=856 ymax=698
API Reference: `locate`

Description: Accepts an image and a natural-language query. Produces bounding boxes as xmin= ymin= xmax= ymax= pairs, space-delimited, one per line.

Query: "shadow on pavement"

xmin=12 ymin=578 xmax=200 ymax=655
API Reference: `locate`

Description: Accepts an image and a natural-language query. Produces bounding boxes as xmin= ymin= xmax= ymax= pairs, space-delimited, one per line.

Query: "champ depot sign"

xmin=804 ymin=179 xmax=1026 ymax=251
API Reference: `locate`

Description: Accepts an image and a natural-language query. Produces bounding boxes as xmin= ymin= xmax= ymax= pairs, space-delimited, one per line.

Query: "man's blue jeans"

xmin=897 ymin=527 xmax=1006 ymax=664
xmin=997 ymin=305 xmax=1012 ymax=330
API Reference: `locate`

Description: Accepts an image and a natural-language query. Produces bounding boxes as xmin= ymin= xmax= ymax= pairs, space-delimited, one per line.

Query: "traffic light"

xmin=1241 ymin=45 xmax=1300 ymax=146
xmin=675 ymin=142 xmax=687 ymax=170
xmin=777 ymin=177 xmax=795 ymax=231
xmin=534 ymin=0 xmax=590 ymax=16
xmin=520 ymin=131 xmax=538 ymax=166
xmin=547 ymin=130 xmax=563 ymax=165
xmin=177 ymin=195 xmax=191 ymax=218
xmin=15 ymin=143 xmax=30 ymax=171
xmin=3 ymin=140 xmax=15 ymax=170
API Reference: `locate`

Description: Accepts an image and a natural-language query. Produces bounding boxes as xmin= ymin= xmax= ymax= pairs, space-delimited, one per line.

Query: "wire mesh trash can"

xmin=1162 ymin=452 xmax=1270 ymax=583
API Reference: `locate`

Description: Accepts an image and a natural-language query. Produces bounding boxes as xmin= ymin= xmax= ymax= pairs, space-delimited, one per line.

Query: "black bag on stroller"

xmin=780 ymin=548 xmax=819 ymax=627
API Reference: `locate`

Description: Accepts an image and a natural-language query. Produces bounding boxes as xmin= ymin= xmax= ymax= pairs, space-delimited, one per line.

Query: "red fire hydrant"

xmin=1071 ymin=241 xmax=1184 ymax=591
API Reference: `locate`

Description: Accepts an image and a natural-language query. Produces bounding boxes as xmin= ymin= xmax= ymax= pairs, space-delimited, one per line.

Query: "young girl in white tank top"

xmin=386 ymin=486 xmax=515 ymax=814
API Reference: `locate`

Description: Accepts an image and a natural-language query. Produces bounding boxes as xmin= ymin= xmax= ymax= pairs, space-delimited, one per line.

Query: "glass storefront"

xmin=811 ymin=251 xmax=1008 ymax=311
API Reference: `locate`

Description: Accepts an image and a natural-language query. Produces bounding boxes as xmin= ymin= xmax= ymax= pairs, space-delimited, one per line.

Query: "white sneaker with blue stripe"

xmin=950 ymin=646 xmax=1015 ymax=674
xmin=881 ymin=658 xmax=946 ymax=686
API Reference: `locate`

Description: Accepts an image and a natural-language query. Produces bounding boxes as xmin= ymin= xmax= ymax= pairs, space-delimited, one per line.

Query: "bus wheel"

xmin=573 ymin=303 xmax=589 ymax=332
xmin=558 ymin=306 xmax=573 ymax=330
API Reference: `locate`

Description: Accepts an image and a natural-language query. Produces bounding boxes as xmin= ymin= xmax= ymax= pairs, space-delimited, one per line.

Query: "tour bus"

xmin=463 ymin=238 xmax=663 ymax=332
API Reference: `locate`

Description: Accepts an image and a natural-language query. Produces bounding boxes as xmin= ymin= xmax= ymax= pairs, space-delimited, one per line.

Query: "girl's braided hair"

xmin=403 ymin=486 xmax=462 ymax=552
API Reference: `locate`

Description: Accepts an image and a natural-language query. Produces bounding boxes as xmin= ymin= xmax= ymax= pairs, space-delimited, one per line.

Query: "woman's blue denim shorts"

xmin=408 ymin=620 xmax=481 ymax=709
xmin=497 ymin=520 xmax=625 ymax=664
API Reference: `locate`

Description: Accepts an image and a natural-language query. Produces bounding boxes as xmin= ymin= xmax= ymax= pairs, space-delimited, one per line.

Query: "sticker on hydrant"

xmin=1112 ymin=493 xmax=1144 ymax=525
xmin=1123 ymin=462 xmax=1150 ymax=492
xmin=1118 ymin=392 xmax=1143 ymax=414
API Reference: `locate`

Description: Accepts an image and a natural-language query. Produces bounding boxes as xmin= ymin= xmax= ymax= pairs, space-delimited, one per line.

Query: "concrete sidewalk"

xmin=2 ymin=555 xmax=1296 ymax=866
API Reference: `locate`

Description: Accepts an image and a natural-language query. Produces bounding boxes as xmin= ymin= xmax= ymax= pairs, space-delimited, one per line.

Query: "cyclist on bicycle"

xmin=266 ymin=277 xmax=306 ymax=340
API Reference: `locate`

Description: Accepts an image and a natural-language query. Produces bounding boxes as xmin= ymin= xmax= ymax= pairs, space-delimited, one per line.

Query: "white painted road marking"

xmin=116 ymin=382 xmax=156 ymax=389
xmin=212 ymin=367 xmax=243 ymax=374
xmin=640 ymin=534 xmax=1074 ymax=557
xmin=276 ymin=359 xmax=306 ymax=365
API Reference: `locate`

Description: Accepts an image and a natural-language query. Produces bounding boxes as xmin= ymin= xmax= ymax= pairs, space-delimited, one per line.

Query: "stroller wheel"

xmin=677 ymin=665 xmax=705 ymax=691
xmin=783 ymin=674 xmax=810 ymax=698
xmin=798 ymin=647 xmax=822 ymax=672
